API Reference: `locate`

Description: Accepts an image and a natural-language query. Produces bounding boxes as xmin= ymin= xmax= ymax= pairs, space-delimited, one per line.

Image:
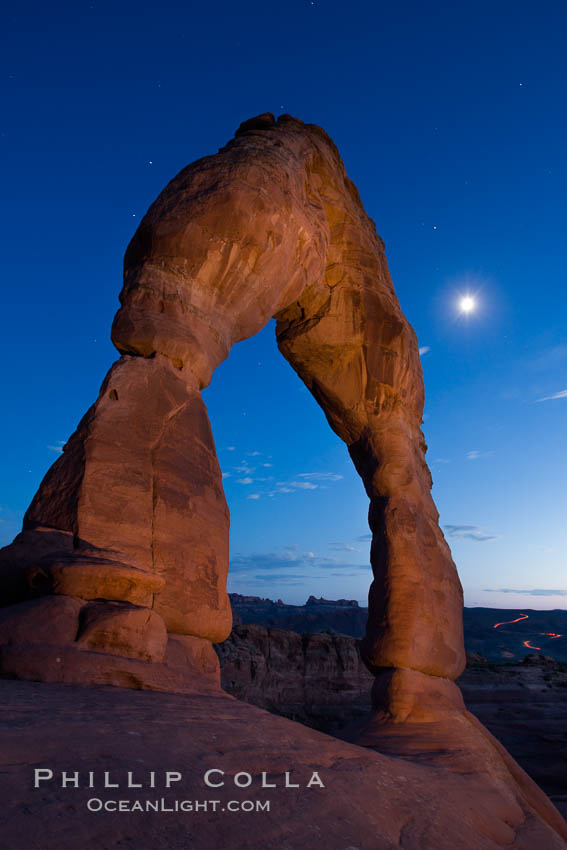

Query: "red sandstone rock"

xmin=166 ymin=633 xmax=221 ymax=686
xmin=1 ymin=112 xmax=463 ymax=684
xmin=0 ymin=636 xmax=221 ymax=694
xmin=21 ymin=356 xmax=230 ymax=642
xmin=0 ymin=596 xmax=83 ymax=646
xmin=370 ymin=666 xmax=466 ymax=723
xmin=0 ymin=113 xmax=463 ymax=691
xmin=26 ymin=553 xmax=165 ymax=607
xmin=347 ymin=707 xmax=567 ymax=845
xmin=76 ymin=601 xmax=168 ymax=662
xmin=111 ymin=112 xmax=465 ymax=681
xmin=1 ymin=679 xmax=566 ymax=850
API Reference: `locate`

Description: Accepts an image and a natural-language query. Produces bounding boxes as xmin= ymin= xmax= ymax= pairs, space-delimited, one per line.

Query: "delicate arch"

xmin=0 ymin=113 xmax=464 ymax=706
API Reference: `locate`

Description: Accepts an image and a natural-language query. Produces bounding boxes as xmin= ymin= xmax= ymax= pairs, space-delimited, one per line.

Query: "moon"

xmin=459 ymin=294 xmax=477 ymax=314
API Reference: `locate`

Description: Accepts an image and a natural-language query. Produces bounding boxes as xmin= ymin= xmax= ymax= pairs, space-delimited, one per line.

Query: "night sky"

xmin=2 ymin=1 xmax=566 ymax=608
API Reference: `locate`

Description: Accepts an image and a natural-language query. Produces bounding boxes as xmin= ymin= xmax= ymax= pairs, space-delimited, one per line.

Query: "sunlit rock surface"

xmin=0 ymin=113 xmax=463 ymax=698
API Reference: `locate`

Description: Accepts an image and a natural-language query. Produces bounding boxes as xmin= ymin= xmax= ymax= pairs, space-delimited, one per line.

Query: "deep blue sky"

xmin=1 ymin=1 xmax=566 ymax=608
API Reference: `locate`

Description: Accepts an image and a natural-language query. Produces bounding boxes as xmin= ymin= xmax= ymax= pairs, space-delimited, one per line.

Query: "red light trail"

xmin=493 ymin=614 xmax=529 ymax=629
xmin=491 ymin=614 xmax=563 ymax=653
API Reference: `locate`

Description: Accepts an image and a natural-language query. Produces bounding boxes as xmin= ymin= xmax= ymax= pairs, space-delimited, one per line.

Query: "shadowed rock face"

xmin=0 ymin=112 xmax=464 ymax=702
xmin=215 ymin=623 xmax=374 ymax=733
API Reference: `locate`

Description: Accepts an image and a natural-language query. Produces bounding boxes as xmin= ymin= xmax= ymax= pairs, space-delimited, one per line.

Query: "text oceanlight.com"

xmin=86 ymin=798 xmax=271 ymax=813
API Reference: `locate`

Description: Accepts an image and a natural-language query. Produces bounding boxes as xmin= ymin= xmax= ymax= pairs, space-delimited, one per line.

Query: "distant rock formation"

xmin=230 ymin=594 xmax=567 ymax=661
xmin=305 ymin=595 xmax=359 ymax=607
xmin=228 ymin=592 xmax=369 ymax=636
xmin=216 ymin=624 xmax=373 ymax=733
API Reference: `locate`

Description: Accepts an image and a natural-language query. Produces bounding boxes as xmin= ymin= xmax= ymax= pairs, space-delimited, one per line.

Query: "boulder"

xmin=0 ymin=596 xmax=82 ymax=646
xmin=76 ymin=601 xmax=168 ymax=662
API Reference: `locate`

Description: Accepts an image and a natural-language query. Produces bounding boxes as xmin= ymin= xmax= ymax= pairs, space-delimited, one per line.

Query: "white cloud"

xmin=226 ymin=446 xmax=236 ymax=451
xmin=238 ymin=469 xmax=343 ymax=500
xmin=247 ymin=494 xmax=261 ymax=500
xmin=444 ymin=524 xmax=498 ymax=542
xmin=466 ymin=450 xmax=493 ymax=461
xmin=247 ymin=451 xmax=261 ymax=456
xmin=47 ymin=440 xmax=65 ymax=454
xmin=222 ymin=472 xmax=231 ymax=479
xmin=296 ymin=472 xmax=343 ymax=482
xmin=419 ymin=346 xmax=430 ymax=356
xmin=235 ymin=464 xmax=255 ymax=473
xmin=230 ymin=550 xmax=368 ymax=575
xmin=537 ymin=389 xmax=567 ymax=402
xmin=263 ymin=463 xmax=273 ymax=467
xmin=329 ymin=543 xmax=360 ymax=552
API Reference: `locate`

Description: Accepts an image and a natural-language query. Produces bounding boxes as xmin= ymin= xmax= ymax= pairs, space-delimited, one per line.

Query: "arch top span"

xmin=0 ymin=113 xmax=464 ymax=703
xmin=112 ymin=112 xmax=420 ymax=417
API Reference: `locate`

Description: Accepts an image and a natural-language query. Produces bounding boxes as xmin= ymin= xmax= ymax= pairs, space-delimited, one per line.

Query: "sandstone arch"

xmin=0 ymin=113 xmax=464 ymax=705
xmin=2 ymin=114 xmax=566 ymax=844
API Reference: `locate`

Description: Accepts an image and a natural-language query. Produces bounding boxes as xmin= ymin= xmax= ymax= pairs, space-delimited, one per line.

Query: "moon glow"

xmin=459 ymin=295 xmax=477 ymax=314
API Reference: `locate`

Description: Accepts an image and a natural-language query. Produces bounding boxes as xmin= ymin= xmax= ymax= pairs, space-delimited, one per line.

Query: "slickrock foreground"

xmin=0 ymin=679 xmax=566 ymax=850
xmin=217 ymin=623 xmax=567 ymax=820
xmin=0 ymin=114 xmax=565 ymax=846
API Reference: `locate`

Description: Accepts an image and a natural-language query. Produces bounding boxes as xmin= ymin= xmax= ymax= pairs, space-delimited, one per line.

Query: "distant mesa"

xmin=230 ymin=594 xmax=567 ymax=662
xmin=305 ymin=595 xmax=359 ymax=608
